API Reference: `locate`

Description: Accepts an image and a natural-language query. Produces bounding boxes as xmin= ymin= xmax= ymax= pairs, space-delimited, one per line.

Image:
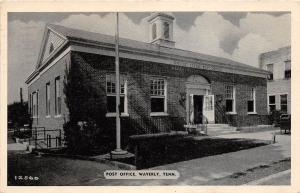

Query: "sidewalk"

xmin=87 ymin=130 xmax=290 ymax=185
xmin=245 ymin=170 xmax=291 ymax=185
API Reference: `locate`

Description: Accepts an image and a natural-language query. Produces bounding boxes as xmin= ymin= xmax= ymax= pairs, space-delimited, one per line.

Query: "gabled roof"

xmin=47 ymin=23 xmax=264 ymax=73
xmin=27 ymin=23 xmax=269 ymax=84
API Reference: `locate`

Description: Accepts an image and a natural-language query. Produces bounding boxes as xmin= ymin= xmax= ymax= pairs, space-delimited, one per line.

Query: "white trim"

xmin=55 ymin=76 xmax=61 ymax=116
xmin=225 ymin=85 xmax=236 ymax=114
xmin=233 ymin=86 xmax=236 ymax=113
xmin=253 ymin=88 xmax=256 ymax=113
xmin=45 ymin=115 xmax=51 ymax=118
xmin=105 ymin=74 xmax=128 ymax=115
xmin=150 ymin=77 xmax=168 ymax=114
xmin=54 ymin=115 xmax=62 ymax=118
xmin=26 ymin=47 xmax=71 ymax=86
xmin=279 ymin=93 xmax=288 ymax=112
xmin=226 ymin=112 xmax=237 ymax=115
xmin=247 ymin=87 xmax=256 ymax=114
xmin=150 ymin=112 xmax=169 ymax=117
xmin=105 ymin=113 xmax=129 ymax=117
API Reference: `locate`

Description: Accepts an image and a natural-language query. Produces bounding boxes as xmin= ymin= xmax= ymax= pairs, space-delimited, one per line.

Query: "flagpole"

xmin=111 ymin=12 xmax=127 ymax=159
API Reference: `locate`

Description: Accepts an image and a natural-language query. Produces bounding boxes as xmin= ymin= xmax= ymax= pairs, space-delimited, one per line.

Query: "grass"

xmin=7 ymin=152 xmax=118 ymax=186
xmin=132 ymin=136 xmax=269 ymax=169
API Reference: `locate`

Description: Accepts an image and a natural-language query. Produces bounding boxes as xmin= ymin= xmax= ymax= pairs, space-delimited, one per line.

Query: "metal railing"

xmin=27 ymin=127 xmax=63 ymax=149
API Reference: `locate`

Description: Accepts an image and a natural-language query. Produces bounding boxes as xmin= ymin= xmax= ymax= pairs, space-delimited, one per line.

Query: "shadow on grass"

xmin=131 ymin=136 xmax=269 ymax=169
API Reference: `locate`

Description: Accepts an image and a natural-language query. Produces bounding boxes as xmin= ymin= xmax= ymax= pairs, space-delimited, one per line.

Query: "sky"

xmin=8 ymin=12 xmax=291 ymax=104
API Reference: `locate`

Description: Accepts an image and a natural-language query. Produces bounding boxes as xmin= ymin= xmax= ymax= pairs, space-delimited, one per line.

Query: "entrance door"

xmin=203 ymin=95 xmax=215 ymax=123
xmin=193 ymin=95 xmax=203 ymax=124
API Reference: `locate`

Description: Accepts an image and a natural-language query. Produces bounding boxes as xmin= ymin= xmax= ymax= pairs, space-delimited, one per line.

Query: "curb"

xmin=33 ymin=151 xmax=136 ymax=170
xmin=245 ymin=169 xmax=291 ymax=185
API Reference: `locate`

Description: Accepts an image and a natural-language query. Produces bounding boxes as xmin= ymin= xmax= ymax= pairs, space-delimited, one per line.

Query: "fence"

xmin=27 ymin=127 xmax=63 ymax=149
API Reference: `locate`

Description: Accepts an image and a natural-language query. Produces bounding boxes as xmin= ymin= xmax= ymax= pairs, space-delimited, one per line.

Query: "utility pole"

xmin=111 ymin=12 xmax=127 ymax=159
xmin=20 ymin=87 xmax=23 ymax=105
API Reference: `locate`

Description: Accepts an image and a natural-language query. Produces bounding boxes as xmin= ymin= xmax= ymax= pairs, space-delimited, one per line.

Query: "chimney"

xmin=148 ymin=12 xmax=175 ymax=48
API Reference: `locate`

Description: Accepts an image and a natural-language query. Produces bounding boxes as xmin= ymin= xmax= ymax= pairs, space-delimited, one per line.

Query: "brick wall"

xmin=27 ymin=50 xmax=269 ymax=136
xmin=72 ymin=51 xmax=269 ymax=130
xmin=28 ymin=52 xmax=71 ymax=137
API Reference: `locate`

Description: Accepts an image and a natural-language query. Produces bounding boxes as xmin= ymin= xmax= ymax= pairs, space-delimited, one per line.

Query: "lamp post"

xmin=111 ymin=12 xmax=127 ymax=159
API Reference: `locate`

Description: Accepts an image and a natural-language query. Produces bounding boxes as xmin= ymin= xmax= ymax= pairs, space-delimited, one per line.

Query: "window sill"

xmin=105 ymin=113 xmax=129 ymax=117
xmin=45 ymin=115 xmax=51 ymax=118
xmin=54 ymin=115 xmax=62 ymax=118
xmin=226 ymin=112 xmax=237 ymax=115
xmin=247 ymin=112 xmax=257 ymax=115
xmin=150 ymin=112 xmax=169 ymax=117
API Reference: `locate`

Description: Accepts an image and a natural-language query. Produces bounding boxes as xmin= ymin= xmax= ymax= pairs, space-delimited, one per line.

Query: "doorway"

xmin=193 ymin=95 xmax=203 ymax=124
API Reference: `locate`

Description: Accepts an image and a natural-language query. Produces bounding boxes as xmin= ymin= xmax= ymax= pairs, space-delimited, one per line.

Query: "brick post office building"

xmin=26 ymin=13 xmax=270 ymax=139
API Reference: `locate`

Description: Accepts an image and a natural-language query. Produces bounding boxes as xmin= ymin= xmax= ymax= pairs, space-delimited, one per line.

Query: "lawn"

xmin=7 ymin=152 xmax=119 ymax=186
xmin=132 ymin=136 xmax=269 ymax=169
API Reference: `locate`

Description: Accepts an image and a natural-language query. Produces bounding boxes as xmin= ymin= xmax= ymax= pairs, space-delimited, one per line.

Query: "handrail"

xmin=215 ymin=104 xmax=230 ymax=124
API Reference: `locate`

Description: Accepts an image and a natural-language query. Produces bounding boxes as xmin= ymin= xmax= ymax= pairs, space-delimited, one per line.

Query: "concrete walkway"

xmin=86 ymin=130 xmax=290 ymax=185
xmin=7 ymin=143 xmax=28 ymax=152
xmin=245 ymin=170 xmax=291 ymax=185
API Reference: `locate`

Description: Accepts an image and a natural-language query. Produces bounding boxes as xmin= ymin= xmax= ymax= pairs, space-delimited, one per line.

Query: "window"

xmin=247 ymin=87 xmax=256 ymax=113
xmin=268 ymin=95 xmax=276 ymax=113
xmin=150 ymin=78 xmax=167 ymax=113
xmin=152 ymin=23 xmax=157 ymax=40
xmin=163 ymin=22 xmax=170 ymax=39
xmin=284 ymin=60 xmax=291 ymax=79
xmin=32 ymin=91 xmax=38 ymax=118
xmin=106 ymin=74 xmax=127 ymax=115
xmin=280 ymin=94 xmax=288 ymax=113
xmin=266 ymin=64 xmax=273 ymax=80
xmin=49 ymin=42 xmax=54 ymax=54
xmin=46 ymin=82 xmax=50 ymax=116
xmin=55 ymin=77 xmax=61 ymax=115
xmin=225 ymin=85 xmax=235 ymax=113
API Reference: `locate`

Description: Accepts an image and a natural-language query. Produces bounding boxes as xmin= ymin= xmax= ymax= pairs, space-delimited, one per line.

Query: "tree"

xmin=7 ymin=101 xmax=31 ymax=128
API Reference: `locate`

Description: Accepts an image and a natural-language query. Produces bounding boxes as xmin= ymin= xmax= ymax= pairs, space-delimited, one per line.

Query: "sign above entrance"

xmin=174 ymin=61 xmax=215 ymax=71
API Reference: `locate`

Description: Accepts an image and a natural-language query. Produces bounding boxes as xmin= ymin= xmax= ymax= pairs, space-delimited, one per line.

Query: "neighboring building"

xmin=26 ymin=13 xmax=270 ymax=140
xmin=259 ymin=46 xmax=291 ymax=114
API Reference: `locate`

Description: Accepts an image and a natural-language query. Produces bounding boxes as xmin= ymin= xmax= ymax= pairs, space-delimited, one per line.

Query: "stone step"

xmin=207 ymin=126 xmax=236 ymax=130
xmin=207 ymin=124 xmax=229 ymax=127
xmin=205 ymin=124 xmax=238 ymax=136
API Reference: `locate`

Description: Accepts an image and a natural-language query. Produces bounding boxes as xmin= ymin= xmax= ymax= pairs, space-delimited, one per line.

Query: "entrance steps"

xmin=206 ymin=124 xmax=239 ymax=136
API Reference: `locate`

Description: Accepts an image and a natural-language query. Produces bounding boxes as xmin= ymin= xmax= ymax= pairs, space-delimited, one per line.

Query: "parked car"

xmin=280 ymin=114 xmax=291 ymax=134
